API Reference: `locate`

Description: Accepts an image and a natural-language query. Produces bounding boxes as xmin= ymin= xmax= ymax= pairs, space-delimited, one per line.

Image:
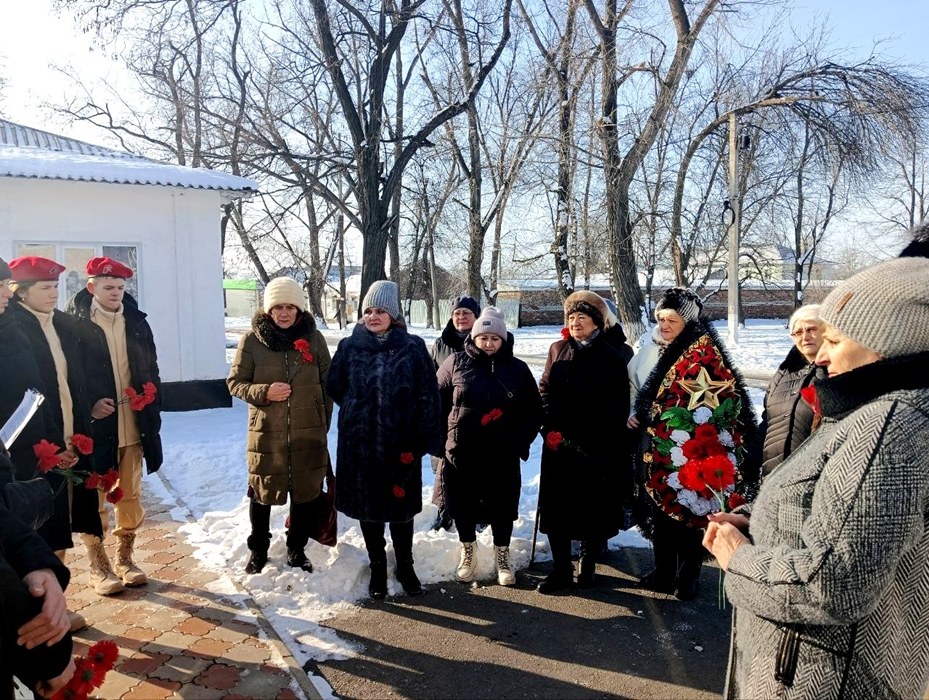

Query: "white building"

xmin=0 ymin=119 xmax=257 ymax=410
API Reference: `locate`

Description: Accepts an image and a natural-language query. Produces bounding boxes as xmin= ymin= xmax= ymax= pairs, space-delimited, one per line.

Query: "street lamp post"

xmin=727 ymin=112 xmax=740 ymax=346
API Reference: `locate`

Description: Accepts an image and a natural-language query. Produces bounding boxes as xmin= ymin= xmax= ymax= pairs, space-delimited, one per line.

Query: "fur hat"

xmin=819 ymin=257 xmax=929 ymax=358
xmin=451 ymin=295 xmax=481 ymax=317
xmin=362 ymin=280 xmax=401 ymax=320
xmin=655 ymin=287 xmax=702 ymax=323
xmin=0 ymin=257 xmax=10 ymax=281
xmin=564 ymin=291 xmax=608 ymax=330
xmin=900 ymin=220 xmax=929 ymax=259
xmin=471 ymin=306 xmax=507 ymax=340
xmin=263 ymin=277 xmax=305 ymax=313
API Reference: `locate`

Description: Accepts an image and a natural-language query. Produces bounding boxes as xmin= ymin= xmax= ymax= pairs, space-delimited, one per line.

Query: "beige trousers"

xmin=98 ymin=443 xmax=145 ymax=537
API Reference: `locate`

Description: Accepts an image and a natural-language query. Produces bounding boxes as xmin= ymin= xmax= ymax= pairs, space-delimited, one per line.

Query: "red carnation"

xmin=33 ymin=440 xmax=62 ymax=473
xmin=799 ymin=385 xmax=820 ymax=414
xmin=561 ymin=327 xmax=570 ymax=340
xmin=677 ymin=461 xmax=707 ymax=492
xmin=84 ymin=473 xmax=102 ymax=490
xmin=294 ymin=339 xmax=310 ymax=353
xmin=400 ymin=452 xmax=414 ymax=465
xmin=653 ymin=422 xmax=673 ymax=440
xmin=704 ymin=440 xmax=728 ymax=457
xmin=392 ymin=485 xmax=406 ymax=498
xmin=694 ymin=424 xmax=718 ymax=443
xmin=682 ymin=439 xmax=708 ymax=460
xmin=545 ymin=431 xmax=563 ymax=451
xmin=481 ymin=408 xmax=504 ymax=426
xmin=142 ymin=382 xmax=157 ymax=400
xmin=100 ymin=469 xmax=120 ymax=492
xmin=701 ymin=454 xmax=736 ymax=492
xmin=88 ymin=639 xmax=119 ymax=670
xmin=72 ymin=433 xmax=94 ymax=456
xmin=106 ymin=487 xmax=124 ymax=504
xmin=729 ymin=492 xmax=747 ymax=509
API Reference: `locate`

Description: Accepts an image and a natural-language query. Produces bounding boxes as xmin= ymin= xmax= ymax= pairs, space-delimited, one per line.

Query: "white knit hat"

xmin=471 ymin=306 xmax=507 ymax=340
xmin=263 ymin=277 xmax=306 ymax=313
xmin=361 ymin=280 xmax=401 ymax=320
xmin=819 ymin=257 xmax=929 ymax=358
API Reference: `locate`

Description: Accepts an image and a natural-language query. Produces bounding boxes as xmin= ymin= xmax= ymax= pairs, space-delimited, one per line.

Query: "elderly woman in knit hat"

xmin=7 ymin=256 xmax=100 ymax=629
xmin=704 ymin=257 xmax=929 ymax=699
xmin=627 ymin=287 xmax=757 ymax=602
xmin=436 ymin=307 xmax=542 ymax=586
xmin=327 ymin=280 xmax=442 ymax=599
xmin=536 ymin=291 xmax=631 ymax=593
xmin=228 ymin=276 xmax=332 ymax=575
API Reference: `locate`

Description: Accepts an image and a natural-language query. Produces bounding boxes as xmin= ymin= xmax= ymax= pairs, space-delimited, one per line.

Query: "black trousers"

xmin=359 ymin=520 xmax=414 ymax=564
xmin=547 ymin=535 xmax=606 ymax=572
xmin=651 ymin=510 xmax=705 ymax=584
xmin=247 ymin=498 xmax=313 ymax=552
xmin=455 ymin=520 xmax=513 ymax=547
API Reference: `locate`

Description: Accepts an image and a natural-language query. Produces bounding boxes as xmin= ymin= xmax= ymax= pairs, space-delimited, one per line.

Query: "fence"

xmin=407 ymin=298 xmax=521 ymax=328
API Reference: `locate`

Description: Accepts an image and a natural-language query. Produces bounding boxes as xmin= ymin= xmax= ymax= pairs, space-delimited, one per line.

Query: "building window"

xmin=14 ymin=242 xmax=140 ymax=308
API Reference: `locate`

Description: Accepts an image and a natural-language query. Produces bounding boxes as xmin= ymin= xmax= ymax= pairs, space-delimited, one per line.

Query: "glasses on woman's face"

xmin=790 ymin=325 xmax=820 ymax=339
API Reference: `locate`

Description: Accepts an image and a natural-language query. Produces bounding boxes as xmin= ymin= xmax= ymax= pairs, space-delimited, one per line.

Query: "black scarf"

xmin=252 ymin=311 xmax=316 ymax=351
xmin=817 ymin=351 xmax=929 ymax=420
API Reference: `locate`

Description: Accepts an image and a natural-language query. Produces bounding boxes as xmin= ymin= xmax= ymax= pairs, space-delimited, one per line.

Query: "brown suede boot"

xmin=115 ymin=533 xmax=148 ymax=587
xmin=81 ymin=534 xmax=125 ymax=596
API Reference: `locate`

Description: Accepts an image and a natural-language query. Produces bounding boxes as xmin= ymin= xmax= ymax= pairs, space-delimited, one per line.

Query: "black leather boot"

xmin=245 ymin=549 xmax=268 ymax=574
xmin=577 ymin=541 xmax=599 ymax=588
xmin=395 ymin=559 xmax=422 ymax=595
xmin=369 ymin=559 xmax=388 ymax=599
xmin=287 ymin=548 xmax=313 ymax=573
xmin=537 ymin=566 xmax=574 ymax=594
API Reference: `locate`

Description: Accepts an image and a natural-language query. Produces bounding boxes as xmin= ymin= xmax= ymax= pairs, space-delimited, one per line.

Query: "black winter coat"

xmin=431 ymin=320 xmax=469 ymax=369
xmin=0 ymin=311 xmax=57 ymax=476
xmin=603 ymin=324 xmax=634 ymax=365
xmin=327 ymin=324 xmax=443 ymax=523
xmin=9 ymin=300 xmax=101 ymax=546
xmin=437 ymin=339 xmax=542 ymax=524
xmin=755 ymin=346 xmax=826 ymax=476
xmin=538 ymin=333 xmax=630 ymax=540
xmin=65 ymin=289 xmax=163 ymax=474
xmin=0 ymin=500 xmax=72 ymax=694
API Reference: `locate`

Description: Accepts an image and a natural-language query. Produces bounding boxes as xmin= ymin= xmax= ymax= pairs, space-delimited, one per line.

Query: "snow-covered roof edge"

xmin=0 ymin=119 xmax=257 ymax=195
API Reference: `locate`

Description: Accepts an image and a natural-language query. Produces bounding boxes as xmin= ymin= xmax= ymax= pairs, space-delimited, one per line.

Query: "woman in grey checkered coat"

xmin=704 ymin=256 xmax=929 ymax=700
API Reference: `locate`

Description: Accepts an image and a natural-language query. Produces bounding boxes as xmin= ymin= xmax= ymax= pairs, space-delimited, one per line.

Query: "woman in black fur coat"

xmin=627 ymin=288 xmax=757 ymax=601
xmin=327 ymin=281 xmax=442 ymax=599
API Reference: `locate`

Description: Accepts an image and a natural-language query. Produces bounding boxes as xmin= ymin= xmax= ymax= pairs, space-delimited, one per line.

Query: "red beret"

xmin=86 ymin=257 xmax=134 ymax=279
xmin=9 ymin=256 xmax=66 ymax=281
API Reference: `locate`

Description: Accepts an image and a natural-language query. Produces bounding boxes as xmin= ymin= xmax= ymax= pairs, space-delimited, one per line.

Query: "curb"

xmin=155 ymin=470 xmax=325 ymax=700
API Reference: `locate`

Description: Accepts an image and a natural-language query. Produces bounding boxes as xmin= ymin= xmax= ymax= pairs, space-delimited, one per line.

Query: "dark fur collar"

xmin=440 ymin=319 xmax=468 ymax=352
xmin=778 ymin=345 xmax=813 ymax=374
xmin=463 ymin=333 xmax=515 ymax=363
xmin=632 ymin=320 xmax=757 ymax=440
xmin=252 ymin=311 xmax=316 ymax=351
xmin=348 ymin=320 xmax=410 ymax=351
xmin=818 ymin=351 xmax=929 ymax=419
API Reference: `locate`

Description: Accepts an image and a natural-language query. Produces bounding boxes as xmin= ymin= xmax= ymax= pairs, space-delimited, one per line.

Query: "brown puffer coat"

xmin=227 ymin=312 xmax=332 ymax=506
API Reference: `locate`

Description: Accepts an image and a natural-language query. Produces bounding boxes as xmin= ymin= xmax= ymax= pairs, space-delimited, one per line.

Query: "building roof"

xmin=0 ymin=119 xmax=257 ymax=195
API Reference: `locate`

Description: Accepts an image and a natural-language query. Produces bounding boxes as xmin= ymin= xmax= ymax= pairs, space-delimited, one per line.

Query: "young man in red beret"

xmin=65 ymin=257 xmax=163 ymax=595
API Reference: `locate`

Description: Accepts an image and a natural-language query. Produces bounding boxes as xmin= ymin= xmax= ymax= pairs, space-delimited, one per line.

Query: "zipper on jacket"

xmin=285 ymin=351 xmax=293 ymax=493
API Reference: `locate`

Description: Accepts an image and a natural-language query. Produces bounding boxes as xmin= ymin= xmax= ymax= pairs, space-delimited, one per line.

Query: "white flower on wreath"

xmin=670 ymin=446 xmax=687 ymax=467
xmin=728 ymin=452 xmax=738 ymax=466
xmin=692 ymin=406 xmax=713 ymax=425
xmin=667 ymin=471 xmax=682 ymax=491
xmin=677 ymin=488 xmax=719 ymax=516
xmin=718 ymin=429 xmax=734 ymax=447
xmin=670 ymin=429 xmax=691 ymax=446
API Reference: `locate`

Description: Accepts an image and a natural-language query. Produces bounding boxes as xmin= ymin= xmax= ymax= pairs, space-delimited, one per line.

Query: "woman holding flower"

xmin=537 ymin=291 xmax=631 ymax=593
xmin=327 ymin=280 xmax=442 ymax=599
xmin=704 ymin=257 xmax=929 ymax=699
xmin=627 ymin=287 xmax=757 ymax=601
xmin=228 ymin=276 xmax=332 ymax=575
xmin=437 ymin=307 xmax=542 ymax=586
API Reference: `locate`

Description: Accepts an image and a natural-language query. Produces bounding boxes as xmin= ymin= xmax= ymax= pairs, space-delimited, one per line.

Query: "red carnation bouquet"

xmin=116 ymin=382 xmax=157 ymax=411
xmin=51 ymin=639 xmax=119 ymax=700
xmin=289 ymin=339 xmax=315 ymax=380
xmin=392 ymin=452 xmax=416 ymax=498
xmin=33 ymin=435 xmax=123 ymax=504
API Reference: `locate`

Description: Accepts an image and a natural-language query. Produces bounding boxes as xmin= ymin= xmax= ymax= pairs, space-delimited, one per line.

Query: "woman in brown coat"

xmin=228 ymin=277 xmax=332 ymax=575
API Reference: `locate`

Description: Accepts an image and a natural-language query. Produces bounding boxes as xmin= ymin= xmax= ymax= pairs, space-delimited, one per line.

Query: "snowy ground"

xmin=160 ymin=318 xmax=792 ymax=672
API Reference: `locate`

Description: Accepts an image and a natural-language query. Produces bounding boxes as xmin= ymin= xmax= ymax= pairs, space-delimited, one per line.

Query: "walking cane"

xmin=528 ymin=496 xmax=541 ymax=568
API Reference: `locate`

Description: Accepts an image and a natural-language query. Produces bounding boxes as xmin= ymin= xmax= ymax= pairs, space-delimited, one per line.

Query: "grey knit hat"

xmin=819 ymin=257 xmax=929 ymax=358
xmin=655 ymin=287 xmax=702 ymax=323
xmin=0 ymin=258 xmax=10 ymax=281
xmin=362 ymin=280 xmax=401 ymax=320
xmin=471 ymin=306 xmax=507 ymax=340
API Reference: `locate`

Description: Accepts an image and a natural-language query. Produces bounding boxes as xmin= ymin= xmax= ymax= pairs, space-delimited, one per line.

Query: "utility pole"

xmin=727 ymin=113 xmax=740 ymax=345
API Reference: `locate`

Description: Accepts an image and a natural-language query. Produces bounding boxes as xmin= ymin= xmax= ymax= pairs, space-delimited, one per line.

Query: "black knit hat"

xmin=900 ymin=221 xmax=929 ymax=259
xmin=655 ymin=287 xmax=703 ymax=323
xmin=451 ymin=295 xmax=481 ymax=317
xmin=0 ymin=258 xmax=9 ymax=281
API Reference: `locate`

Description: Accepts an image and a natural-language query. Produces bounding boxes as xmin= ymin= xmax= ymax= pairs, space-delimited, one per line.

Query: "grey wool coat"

xmin=327 ymin=323 xmax=443 ymax=523
xmin=723 ymin=352 xmax=929 ymax=700
xmin=227 ymin=313 xmax=332 ymax=506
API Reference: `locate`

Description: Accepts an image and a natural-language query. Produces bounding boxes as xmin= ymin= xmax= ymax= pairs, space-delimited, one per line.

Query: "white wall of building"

xmin=0 ymin=178 xmax=228 ymax=383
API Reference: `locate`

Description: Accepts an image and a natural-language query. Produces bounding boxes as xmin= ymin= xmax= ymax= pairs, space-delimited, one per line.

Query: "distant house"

xmin=0 ymin=119 xmax=257 ymax=410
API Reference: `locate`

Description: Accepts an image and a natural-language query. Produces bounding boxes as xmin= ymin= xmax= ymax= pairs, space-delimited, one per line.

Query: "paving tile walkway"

xmin=54 ymin=478 xmax=321 ymax=700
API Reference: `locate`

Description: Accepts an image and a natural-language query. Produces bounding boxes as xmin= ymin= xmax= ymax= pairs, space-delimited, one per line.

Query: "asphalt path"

xmin=310 ymin=547 xmax=733 ymax=699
